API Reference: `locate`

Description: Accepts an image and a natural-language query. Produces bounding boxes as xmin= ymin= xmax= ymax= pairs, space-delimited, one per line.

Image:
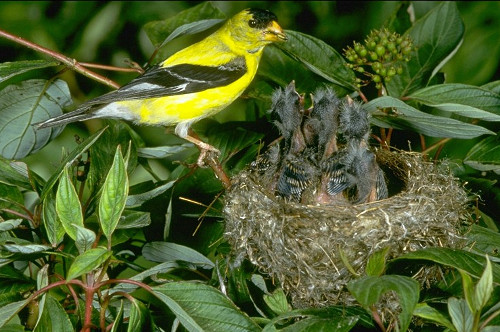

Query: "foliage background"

xmin=1 ymin=1 xmax=500 ymax=331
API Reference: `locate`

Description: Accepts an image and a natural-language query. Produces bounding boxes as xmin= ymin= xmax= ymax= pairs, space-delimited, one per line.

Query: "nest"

xmin=223 ymin=149 xmax=470 ymax=308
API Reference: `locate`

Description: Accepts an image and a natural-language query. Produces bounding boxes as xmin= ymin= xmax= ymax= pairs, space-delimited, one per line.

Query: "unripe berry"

xmin=375 ymin=45 xmax=386 ymax=57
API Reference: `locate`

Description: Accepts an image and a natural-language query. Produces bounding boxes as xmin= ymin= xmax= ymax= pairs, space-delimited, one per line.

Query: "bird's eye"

xmin=248 ymin=19 xmax=257 ymax=28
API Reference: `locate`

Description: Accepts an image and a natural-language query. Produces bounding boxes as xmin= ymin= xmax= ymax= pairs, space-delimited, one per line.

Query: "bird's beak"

xmin=264 ymin=21 xmax=287 ymax=42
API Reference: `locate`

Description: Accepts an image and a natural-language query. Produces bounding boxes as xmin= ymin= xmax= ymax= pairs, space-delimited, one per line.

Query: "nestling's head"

xmin=226 ymin=8 xmax=287 ymax=52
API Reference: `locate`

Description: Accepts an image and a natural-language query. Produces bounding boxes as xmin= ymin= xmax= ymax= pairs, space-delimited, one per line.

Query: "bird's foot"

xmin=196 ymin=145 xmax=220 ymax=168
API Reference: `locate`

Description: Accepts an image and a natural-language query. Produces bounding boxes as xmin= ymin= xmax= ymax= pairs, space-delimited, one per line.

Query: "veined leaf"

xmin=464 ymin=135 xmax=500 ymax=172
xmin=128 ymin=298 xmax=151 ymax=332
xmin=142 ymin=242 xmax=214 ymax=269
xmin=66 ymin=247 xmax=111 ymax=281
xmin=33 ymin=296 xmax=73 ymax=332
xmin=42 ymin=192 xmax=65 ymax=247
xmin=137 ymin=144 xmax=193 ymax=159
xmin=99 ymin=146 xmax=129 ymax=239
xmin=0 ymin=79 xmax=71 ymax=159
xmin=153 ymin=282 xmax=260 ymax=332
xmin=393 ymin=247 xmax=500 ymax=283
xmin=364 ymin=96 xmax=494 ymax=138
xmin=40 ymin=126 xmax=108 ymax=200
xmin=347 ymin=275 xmax=419 ymax=332
xmin=277 ymin=30 xmax=357 ymax=90
xmin=263 ymin=289 xmax=291 ymax=316
xmin=414 ymin=303 xmax=455 ymax=330
xmin=0 ymin=299 xmax=30 ymax=329
xmin=387 ymin=2 xmax=464 ymax=97
xmin=0 ymin=60 xmax=59 ymax=84
xmin=74 ymin=225 xmax=96 ymax=254
xmin=448 ymin=298 xmax=473 ymax=332
xmin=408 ymin=83 xmax=500 ymax=114
xmin=0 ymin=157 xmax=32 ymax=190
xmin=144 ymin=2 xmax=225 ymax=47
xmin=55 ymin=168 xmax=83 ymax=241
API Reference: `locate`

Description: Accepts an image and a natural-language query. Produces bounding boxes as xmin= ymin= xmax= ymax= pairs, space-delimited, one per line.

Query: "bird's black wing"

xmin=82 ymin=56 xmax=248 ymax=107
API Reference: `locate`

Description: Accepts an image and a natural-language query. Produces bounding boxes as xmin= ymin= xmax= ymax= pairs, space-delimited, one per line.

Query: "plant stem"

xmin=0 ymin=28 xmax=120 ymax=89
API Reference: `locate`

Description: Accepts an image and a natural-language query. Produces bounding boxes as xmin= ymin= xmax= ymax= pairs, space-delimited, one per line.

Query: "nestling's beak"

xmin=264 ymin=21 xmax=287 ymax=42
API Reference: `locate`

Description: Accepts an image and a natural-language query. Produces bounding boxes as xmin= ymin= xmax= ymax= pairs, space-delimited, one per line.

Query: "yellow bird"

xmin=36 ymin=8 xmax=287 ymax=164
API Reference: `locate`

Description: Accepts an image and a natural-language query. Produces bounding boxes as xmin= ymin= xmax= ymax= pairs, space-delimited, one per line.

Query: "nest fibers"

xmin=223 ymin=85 xmax=470 ymax=308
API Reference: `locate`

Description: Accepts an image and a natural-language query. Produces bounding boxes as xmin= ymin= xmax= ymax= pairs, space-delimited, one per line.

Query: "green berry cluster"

xmin=343 ymin=28 xmax=413 ymax=90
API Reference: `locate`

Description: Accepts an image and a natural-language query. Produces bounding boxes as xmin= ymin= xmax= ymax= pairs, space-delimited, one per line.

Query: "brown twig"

xmin=421 ymin=138 xmax=451 ymax=156
xmin=0 ymin=28 xmax=120 ymax=89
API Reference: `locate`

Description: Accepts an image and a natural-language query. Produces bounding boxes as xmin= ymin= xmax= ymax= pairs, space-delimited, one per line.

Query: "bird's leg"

xmin=183 ymin=129 xmax=231 ymax=188
xmin=182 ymin=130 xmax=220 ymax=167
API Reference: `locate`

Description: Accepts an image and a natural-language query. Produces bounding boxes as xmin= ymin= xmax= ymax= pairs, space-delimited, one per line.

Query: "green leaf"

xmin=153 ymin=282 xmax=260 ymax=332
xmin=263 ymin=306 xmax=373 ymax=331
xmin=1 ymin=243 xmax=50 ymax=254
xmin=482 ymin=81 xmax=500 ymax=95
xmin=474 ymin=256 xmax=493 ymax=311
xmin=413 ymin=303 xmax=455 ymax=330
xmin=263 ymin=289 xmax=291 ymax=316
xmin=110 ymin=262 xmax=179 ymax=294
xmin=364 ymin=96 xmax=494 ymax=138
xmin=0 ymin=299 xmax=29 ymax=329
xmin=459 ymin=269 xmax=477 ymax=313
xmin=42 ymin=192 xmax=65 ymax=247
xmin=277 ymin=30 xmax=357 ymax=91
xmin=482 ymin=327 xmax=500 ymax=332
xmin=0 ymin=60 xmax=59 ymax=84
xmin=448 ymin=298 xmax=473 ymax=332
xmin=432 ymin=103 xmax=500 ymax=122
xmin=40 ymin=126 xmax=108 ymax=200
xmin=207 ymin=126 xmax=264 ymax=162
xmin=66 ymin=247 xmax=111 ymax=281
xmin=142 ymin=242 xmax=214 ymax=269
xmin=394 ymin=248 xmax=500 ymax=283
xmin=0 ymin=157 xmax=32 ymax=190
xmin=0 ymin=79 xmax=71 ymax=159
xmin=464 ymin=135 xmax=500 ymax=172
xmin=110 ymin=300 xmax=124 ymax=332
xmin=86 ymin=121 xmax=138 ymax=194
xmin=74 ymin=225 xmax=96 ymax=254
xmin=99 ymin=146 xmax=129 ymax=239
xmin=34 ymin=264 xmax=49 ymax=330
xmin=365 ymin=247 xmax=390 ymax=277
xmin=387 ymin=2 xmax=464 ymax=96
xmin=0 ymin=219 xmax=22 ymax=232
xmin=407 ymin=84 xmax=500 ymax=114
xmin=137 ymin=144 xmax=193 ymax=159
xmin=33 ymin=295 xmax=73 ymax=332
xmin=144 ymin=2 xmax=226 ymax=47
xmin=126 ymin=180 xmax=175 ymax=207
xmin=347 ymin=275 xmax=420 ymax=332
xmin=128 ymin=298 xmax=152 ymax=332
xmin=466 ymin=224 xmax=500 ymax=255
xmin=115 ymin=210 xmax=151 ymax=229
xmin=281 ymin=316 xmax=357 ymax=332
xmin=55 ymin=168 xmax=83 ymax=241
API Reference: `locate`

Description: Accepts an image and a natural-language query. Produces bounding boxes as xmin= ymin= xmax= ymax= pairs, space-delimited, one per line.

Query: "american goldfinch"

xmin=36 ymin=8 xmax=287 ymax=164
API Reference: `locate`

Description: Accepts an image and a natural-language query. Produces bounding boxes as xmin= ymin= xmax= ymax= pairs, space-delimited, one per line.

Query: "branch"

xmin=0 ymin=28 xmax=120 ymax=89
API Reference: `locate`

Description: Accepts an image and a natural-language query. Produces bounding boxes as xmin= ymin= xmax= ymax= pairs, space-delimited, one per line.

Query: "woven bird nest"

xmin=224 ymin=148 xmax=470 ymax=308
xmin=223 ymin=84 xmax=470 ymax=307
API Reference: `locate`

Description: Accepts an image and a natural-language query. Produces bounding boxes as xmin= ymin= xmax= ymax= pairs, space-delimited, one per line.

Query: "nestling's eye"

xmin=248 ymin=19 xmax=257 ymax=28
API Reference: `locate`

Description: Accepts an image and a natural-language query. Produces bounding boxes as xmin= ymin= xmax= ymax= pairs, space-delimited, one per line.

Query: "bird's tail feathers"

xmin=33 ymin=108 xmax=94 ymax=129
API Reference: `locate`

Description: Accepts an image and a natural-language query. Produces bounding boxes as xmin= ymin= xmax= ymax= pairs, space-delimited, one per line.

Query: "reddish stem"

xmin=0 ymin=28 xmax=120 ymax=89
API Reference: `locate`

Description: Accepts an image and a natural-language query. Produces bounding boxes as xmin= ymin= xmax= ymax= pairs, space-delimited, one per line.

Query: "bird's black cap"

xmin=247 ymin=8 xmax=278 ymax=29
